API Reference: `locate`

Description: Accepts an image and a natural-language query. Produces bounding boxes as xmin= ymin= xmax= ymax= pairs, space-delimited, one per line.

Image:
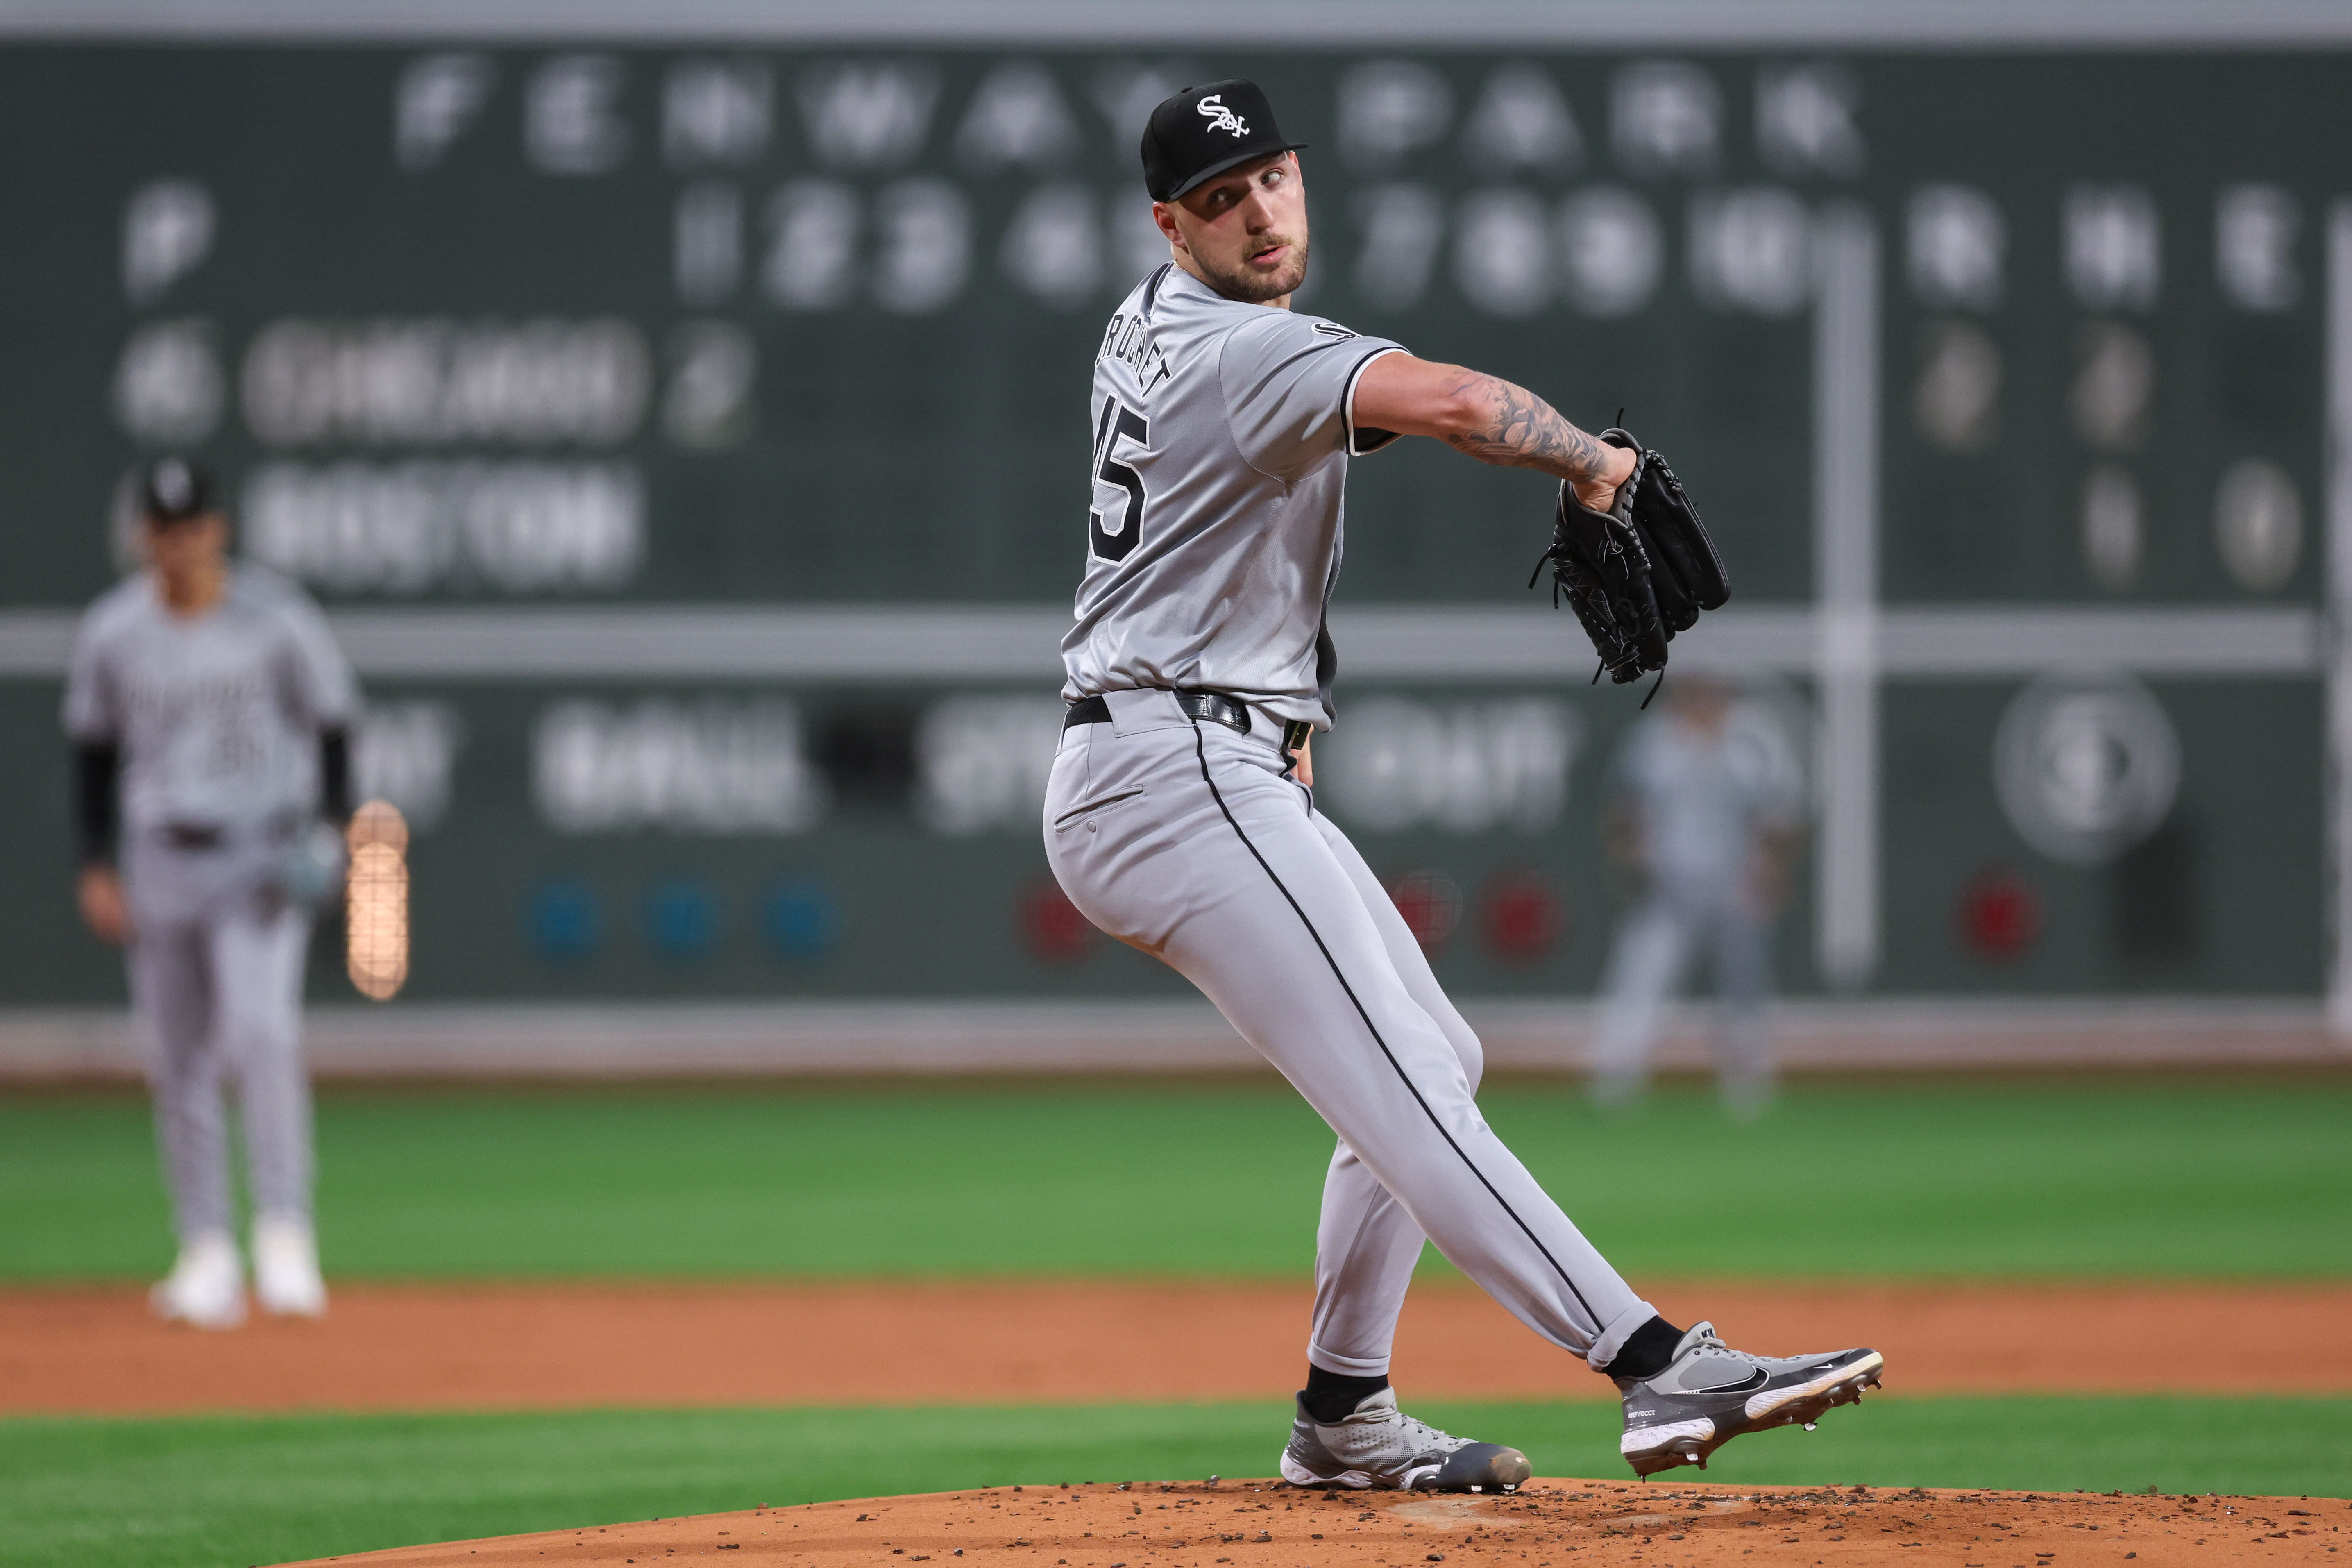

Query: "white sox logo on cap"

xmin=1195 ymin=94 xmax=1249 ymax=137
xmin=1140 ymin=79 xmax=1298 ymax=201
xmin=153 ymin=458 xmax=195 ymax=511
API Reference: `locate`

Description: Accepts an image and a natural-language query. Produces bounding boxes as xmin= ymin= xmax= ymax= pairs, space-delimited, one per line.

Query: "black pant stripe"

xmin=1187 ymin=722 xmax=1601 ymax=1327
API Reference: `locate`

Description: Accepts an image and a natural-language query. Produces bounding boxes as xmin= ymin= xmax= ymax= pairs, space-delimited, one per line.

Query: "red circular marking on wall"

xmin=1481 ymin=869 xmax=1566 ymax=963
xmin=1383 ymin=869 xmax=1464 ymax=954
xmin=1958 ymin=865 xmax=2041 ymax=962
xmin=1017 ymin=878 xmax=1096 ymax=963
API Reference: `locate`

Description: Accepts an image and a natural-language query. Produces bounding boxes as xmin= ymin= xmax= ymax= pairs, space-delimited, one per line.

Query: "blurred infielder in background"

xmin=66 ymin=457 xmax=356 ymax=1328
xmin=1590 ymin=676 xmax=1804 ymax=1118
xmin=1046 ymin=80 xmax=1880 ymax=1483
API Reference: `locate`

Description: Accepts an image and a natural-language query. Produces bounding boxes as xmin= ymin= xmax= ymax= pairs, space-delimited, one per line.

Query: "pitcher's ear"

xmin=1151 ymin=201 xmax=1187 ymax=250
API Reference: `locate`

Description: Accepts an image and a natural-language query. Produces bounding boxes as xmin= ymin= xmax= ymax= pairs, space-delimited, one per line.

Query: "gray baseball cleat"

xmin=1614 ymin=1321 xmax=1882 ymax=1477
xmin=1279 ymin=1389 xmax=1533 ymax=1493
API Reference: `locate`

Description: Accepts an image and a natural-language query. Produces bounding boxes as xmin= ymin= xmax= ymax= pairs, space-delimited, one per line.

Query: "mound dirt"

xmin=282 ymin=1480 xmax=2347 ymax=1568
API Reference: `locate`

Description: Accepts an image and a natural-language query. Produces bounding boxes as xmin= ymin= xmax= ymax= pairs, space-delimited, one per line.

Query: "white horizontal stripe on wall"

xmin=0 ymin=603 xmax=2320 ymax=682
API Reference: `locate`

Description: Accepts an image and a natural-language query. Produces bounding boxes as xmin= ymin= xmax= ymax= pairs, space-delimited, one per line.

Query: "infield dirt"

xmin=10 ymin=1280 xmax=2351 ymax=1415
xmin=279 ymin=1480 xmax=2349 ymax=1568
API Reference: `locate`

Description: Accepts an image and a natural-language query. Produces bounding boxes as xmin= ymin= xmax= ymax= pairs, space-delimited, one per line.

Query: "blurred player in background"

xmin=65 ymin=457 xmax=358 ymax=1327
xmin=1589 ymin=675 xmax=1803 ymax=1119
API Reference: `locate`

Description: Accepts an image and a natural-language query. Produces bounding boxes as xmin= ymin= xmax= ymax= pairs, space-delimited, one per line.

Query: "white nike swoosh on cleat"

xmin=1744 ymin=1352 xmax=1884 ymax=1421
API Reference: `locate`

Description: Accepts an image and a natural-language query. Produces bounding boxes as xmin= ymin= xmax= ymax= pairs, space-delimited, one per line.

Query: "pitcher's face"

xmin=1155 ymin=151 xmax=1310 ymax=304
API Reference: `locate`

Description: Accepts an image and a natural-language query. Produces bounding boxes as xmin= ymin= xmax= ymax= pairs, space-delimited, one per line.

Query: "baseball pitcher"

xmin=66 ymin=457 xmax=356 ymax=1328
xmin=1046 ymin=80 xmax=1880 ymax=1482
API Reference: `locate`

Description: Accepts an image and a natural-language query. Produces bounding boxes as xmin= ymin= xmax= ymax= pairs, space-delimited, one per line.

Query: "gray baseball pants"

xmin=1591 ymin=886 xmax=1774 ymax=1102
xmin=125 ymin=888 xmax=315 ymax=1242
xmin=1044 ymin=688 xmax=1656 ymax=1375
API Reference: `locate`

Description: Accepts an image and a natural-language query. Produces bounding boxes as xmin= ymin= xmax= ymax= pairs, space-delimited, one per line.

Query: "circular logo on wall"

xmin=1017 ymin=877 xmax=1096 ymax=963
xmin=1992 ymin=672 xmax=2179 ymax=867
xmin=1480 ymin=869 xmax=1566 ymax=963
xmin=1382 ymin=869 xmax=1463 ymax=954
xmin=1957 ymin=865 xmax=2041 ymax=962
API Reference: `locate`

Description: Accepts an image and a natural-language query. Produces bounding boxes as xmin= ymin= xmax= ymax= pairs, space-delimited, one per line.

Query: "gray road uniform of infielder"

xmin=1048 ymin=79 xmax=1880 ymax=1485
xmin=1591 ymin=699 xmax=1803 ymax=1114
xmin=66 ymin=556 xmax=355 ymax=1325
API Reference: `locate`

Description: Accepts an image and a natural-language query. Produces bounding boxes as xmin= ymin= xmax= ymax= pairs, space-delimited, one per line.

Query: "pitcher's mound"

xmin=281 ymin=1479 xmax=2343 ymax=1567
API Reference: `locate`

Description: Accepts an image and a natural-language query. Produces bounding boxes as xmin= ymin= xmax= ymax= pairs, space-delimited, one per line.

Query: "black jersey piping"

xmin=1186 ymin=719 xmax=1600 ymax=1324
xmin=1141 ymin=262 xmax=1174 ymax=320
xmin=1342 ymin=345 xmax=1406 ymax=457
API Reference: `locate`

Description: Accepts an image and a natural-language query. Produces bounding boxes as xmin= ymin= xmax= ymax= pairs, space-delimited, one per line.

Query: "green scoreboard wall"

xmin=0 ymin=29 xmax=2338 ymax=1005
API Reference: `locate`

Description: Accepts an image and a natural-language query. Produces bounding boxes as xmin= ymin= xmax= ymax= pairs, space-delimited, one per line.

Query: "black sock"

xmin=1300 ymin=1366 xmax=1390 ymax=1424
xmin=1601 ymin=1316 xmax=1686 ymax=1381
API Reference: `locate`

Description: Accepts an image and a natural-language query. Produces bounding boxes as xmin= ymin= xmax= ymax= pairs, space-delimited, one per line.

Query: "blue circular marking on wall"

xmin=761 ymin=876 xmax=842 ymax=962
xmin=526 ymin=877 xmax=603 ymax=962
xmin=644 ymin=876 xmax=722 ymax=962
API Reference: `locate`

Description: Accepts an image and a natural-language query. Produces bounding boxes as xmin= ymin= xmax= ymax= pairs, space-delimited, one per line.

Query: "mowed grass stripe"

xmin=3 ymin=1078 xmax=2347 ymax=1281
xmin=2 ymin=1397 xmax=2347 ymax=1568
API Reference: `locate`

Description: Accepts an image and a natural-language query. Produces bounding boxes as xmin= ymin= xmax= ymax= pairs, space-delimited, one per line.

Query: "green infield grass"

xmin=3 ymin=1076 xmax=2347 ymax=1282
xmin=2 ymin=1397 xmax=2346 ymax=1568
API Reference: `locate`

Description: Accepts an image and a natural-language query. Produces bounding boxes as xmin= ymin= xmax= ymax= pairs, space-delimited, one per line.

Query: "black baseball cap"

xmin=138 ymin=456 xmax=215 ymax=524
xmin=1141 ymin=79 xmax=1305 ymax=203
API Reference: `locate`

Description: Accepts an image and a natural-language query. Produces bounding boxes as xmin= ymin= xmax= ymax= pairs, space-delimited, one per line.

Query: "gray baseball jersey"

xmin=1617 ymin=710 xmax=1802 ymax=896
xmin=65 ymin=563 xmax=358 ymax=838
xmin=1060 ymin=263 xmax=1406 ymax=730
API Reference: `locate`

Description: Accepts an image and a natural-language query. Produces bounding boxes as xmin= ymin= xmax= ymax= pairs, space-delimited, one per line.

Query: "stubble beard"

xmin=1198 ymin=234 xmax=1310 ymax=303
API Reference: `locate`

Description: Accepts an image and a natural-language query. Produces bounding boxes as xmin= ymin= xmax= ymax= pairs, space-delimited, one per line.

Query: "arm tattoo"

xmin=1441 ymin=373 xmax=1612 ymax=482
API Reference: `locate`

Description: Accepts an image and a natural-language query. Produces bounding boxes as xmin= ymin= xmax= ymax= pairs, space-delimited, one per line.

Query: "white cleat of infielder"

xmin=251 ymin=1215 xmax=329 ymax=1318
xmin=150 ymin=1230 xmax=246 ymax=1329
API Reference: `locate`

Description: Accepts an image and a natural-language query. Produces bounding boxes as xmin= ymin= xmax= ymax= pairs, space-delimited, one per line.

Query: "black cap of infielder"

xmin=1141 ymin=79 xmax=1305 ymax=202
xmin=138 ymin=456 xmax=213 ymax=524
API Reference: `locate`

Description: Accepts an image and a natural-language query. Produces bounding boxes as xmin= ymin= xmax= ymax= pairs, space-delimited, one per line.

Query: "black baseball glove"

xmin=1528 ymin=427 xmax=1730 ymax=688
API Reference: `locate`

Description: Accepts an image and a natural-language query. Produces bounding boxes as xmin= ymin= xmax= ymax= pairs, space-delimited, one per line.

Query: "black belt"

xmin=161 ymin=822 xmax=225 ymax=851
xmin=1064 ymin=690 xmax=1315 ymax=754
xmin=1063 ymin=689 xmax=1248 ymax=734
xmin=1063 ymin=694 xmax=1112 ymax=728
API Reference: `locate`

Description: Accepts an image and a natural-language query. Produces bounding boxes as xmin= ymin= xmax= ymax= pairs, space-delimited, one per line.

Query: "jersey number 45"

xmin=1089 ymin=399 xmax=1149 ymax=563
